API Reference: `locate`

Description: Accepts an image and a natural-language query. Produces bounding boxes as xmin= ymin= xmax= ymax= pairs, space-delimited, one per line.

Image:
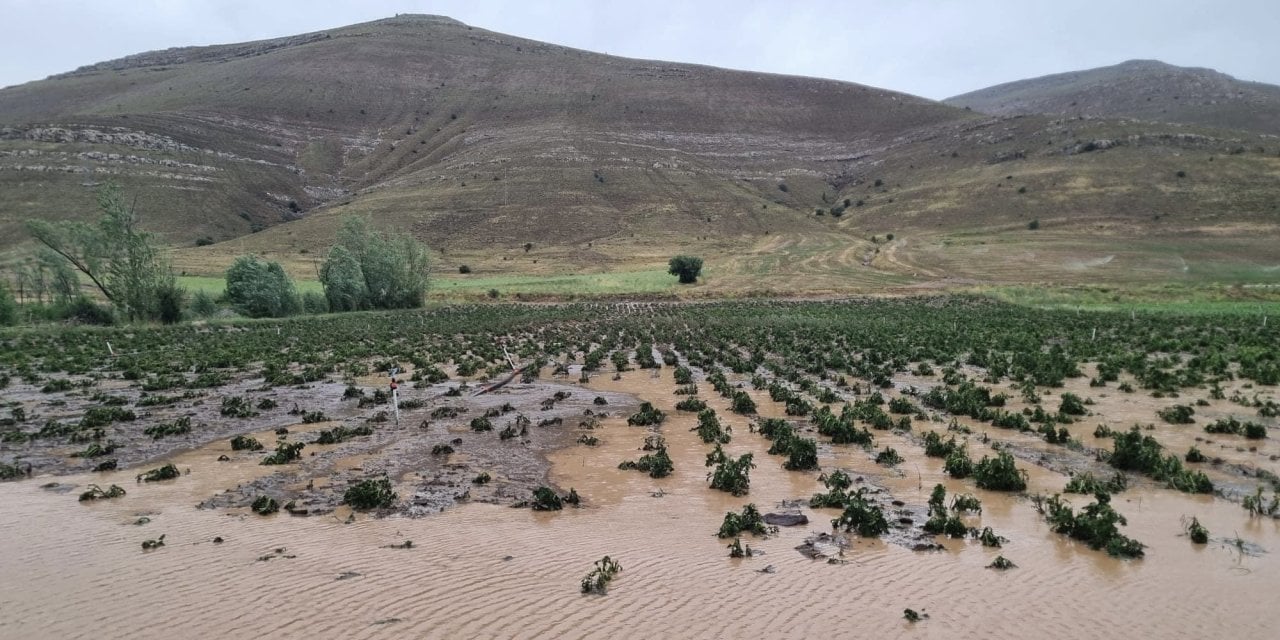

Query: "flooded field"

xmin=2 ymin=299 xmax=1279 ymax=638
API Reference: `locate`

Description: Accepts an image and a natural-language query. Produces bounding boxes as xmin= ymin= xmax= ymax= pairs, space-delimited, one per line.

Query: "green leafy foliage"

xmin=618 ymin=446 xmax=674 ymax=478
xmin=717 ymin=504 xmax=773 ymax=538
xmin=1107 ymin=427 xmax=1212 ymax=493
xmin=25 ymin=182 xmax=182 ymax=322
xmin=974 ymin=451 xmax=1027 ymax=491
xmin=692 ymin=408 xmax=731 ymax=444
xmin=251 ymin=495 xmax=279 ymax=515
xmin=344 ymin=476 xmax=397 ymax=510
xmin=943 ymin=445 xmax=974 ymax=479
xmin=874 ymin=446 xmax=903 ymax=466
xmin=531 ymin=486 xmax=564 ymax=511
xmin=78 ymin=484 xmax=126 ymax=501
xmin=667 ymin=255 xmax=704 ymax=284
xmin=580 ymin=556 xmax=623 ymax=594
xmin=261 ymin=441 xmax=304 ymax=465
xmin=225 ymin=255 xmax=301 ymax=318
xmin=1064 ymin=471 xmax=1128 ymax=494
xmin=831 ymin=488 xmax=889 ymax=537
xmin=1157 ymin=404 xmax=1196 ymax=424
xmin=709 ymin=451 xmax=754 ymax=496
xmin=627 ymin=402 xmax=666 ymax=426
xmin=320 ymin=217 xmax=431 ymax=311
xmin=1035 ymin=492 xmax=1144 ymax=558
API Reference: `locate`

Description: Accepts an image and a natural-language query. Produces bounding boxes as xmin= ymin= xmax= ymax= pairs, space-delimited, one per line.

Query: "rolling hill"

xmin=945 ymin=59 xmax=1280 ymax=137
xmin=2 ymin=16 xmax=1278 ymax=296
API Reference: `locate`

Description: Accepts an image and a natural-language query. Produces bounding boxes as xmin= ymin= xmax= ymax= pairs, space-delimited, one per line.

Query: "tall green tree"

xmin=26 ymin=183 xmax=180 ymax=321
xmin=225 ymin=255 xmax=301 ymax=318
xmin=319 ymin=245 xmax=365 ymax=311
xmin=320 ymin=217 xmax=430 ymax=310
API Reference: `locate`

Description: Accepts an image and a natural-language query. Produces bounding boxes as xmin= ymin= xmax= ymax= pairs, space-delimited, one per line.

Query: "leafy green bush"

xmin=1058 ymin=393 xmax=1087 ymax=416
xmin=1036 ymin=492 xmax=1144 ymax=558
xmin=618 ymin=446 xmax=674 ymax=478
xmin=1108 ymin=427 xmax=1212 ymax=493
xmin=831 ymin=488 xmax=889 ymax=537
xmin=944 ymin=445 xmax=973 ymax=479
xmin=251 ymin=495 xmax=279 ymax=515
xmin=730 ymin=391 xmax=757 ymax=414
xmin=974 ymin=451 xmax=1027 ymax=491
xmin=261 ymin=441 xmax=304 ymax=465
xmin=144 ymin=416 xmax=191 ymax=440
xmin=315 ymin=424 xmax=373 ymax=444
xmin=220 ymin=396 xmax=258 ymax=418
xmin=580 ymin=556 xmax=623 ymax=594
xmin=627 ymin=402 xmax=665 ymax=426
xmin=531 ymin=486 xmax=564 ymax=511
xmin=667 ymin=255 xmax=703 ymax=284
xmin=875 ymin=446 xmax=903 ymax=466
xmin=189 ymin=290 xmax=219 ymax=318
xmin=1204 ymin=417 xmax=1267 ymax=439
xmin=717 ymin=504 xmax=773 ymax=538
xmin=225 ymin=255 xmax=301 ymax=318
xmin=709 ymin=452 xmax=754 ymax=496
xmin=344 ymin=476 xmax=397 ymax=510
xmin=1064 ymin=471 xmax=1128 ymax=494
xmin=1157 ymin=404 xmax=1195 ymax=424
xmin=692 ymin=408 xmax=731 ymax=444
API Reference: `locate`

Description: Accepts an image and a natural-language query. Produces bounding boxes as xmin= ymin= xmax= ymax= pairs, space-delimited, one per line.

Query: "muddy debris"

xmin=796 ymin=532 xmax=849 ymax=560
xmin=763 ymin=512 xmax=809 ymax=527
xmin=195 ymin=380 xmax=637 ymax=518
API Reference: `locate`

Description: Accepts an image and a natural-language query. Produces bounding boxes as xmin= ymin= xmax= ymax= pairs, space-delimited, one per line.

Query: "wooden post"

xmin=390 ymin=367 xmax=401 ymax=426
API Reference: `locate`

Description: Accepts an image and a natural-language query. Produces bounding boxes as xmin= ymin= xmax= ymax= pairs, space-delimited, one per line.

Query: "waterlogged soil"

xmin=196 ymin=377 xmax=637 ymax=517
xmin=2 ymin=364 xmax=1280 ymax=639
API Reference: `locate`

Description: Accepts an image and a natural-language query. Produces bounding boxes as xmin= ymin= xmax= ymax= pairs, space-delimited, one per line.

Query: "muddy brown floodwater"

xmin=2 ymin=367 xmax=1279 ymax=639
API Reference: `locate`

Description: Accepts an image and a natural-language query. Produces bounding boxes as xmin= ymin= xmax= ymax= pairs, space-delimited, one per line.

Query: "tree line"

xmin=1 ymin=183 xmax=431 ymax=326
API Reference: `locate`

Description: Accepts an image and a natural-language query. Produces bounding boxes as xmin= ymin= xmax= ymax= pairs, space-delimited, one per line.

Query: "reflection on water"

xmin=1 ymin=370 xmax=1278 ymax=639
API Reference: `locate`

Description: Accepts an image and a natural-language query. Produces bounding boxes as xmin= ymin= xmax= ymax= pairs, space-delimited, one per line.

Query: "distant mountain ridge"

xmin=1 ymin=19 xmax=1277 ymax=292
xmin=945 ymin=59 xmax=1280 ymax=136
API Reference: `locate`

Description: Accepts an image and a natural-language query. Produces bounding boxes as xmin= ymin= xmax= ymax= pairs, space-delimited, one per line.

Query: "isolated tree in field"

xmin=668 ymin=255 xmax=704 ymax=284
xmin=225 ymin=255 xmax=301 ymax=318
xmin=320 ymin=217 xmax=431 ymax=310
xmin=25 ymin=182 xmax=181 ymax=321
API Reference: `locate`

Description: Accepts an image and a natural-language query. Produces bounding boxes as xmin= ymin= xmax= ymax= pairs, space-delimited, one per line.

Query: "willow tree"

xmin=26 ymin=183 xmax=181 ymax=321
xmin=320 ymin=217 xmax=430 ymax=311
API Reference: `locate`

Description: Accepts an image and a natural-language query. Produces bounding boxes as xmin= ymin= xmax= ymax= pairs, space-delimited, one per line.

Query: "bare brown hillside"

xmin=945 ymin=60 xmax=1280 ymax=137
xmin=1 ymin=18 xmax=1278 ymax=291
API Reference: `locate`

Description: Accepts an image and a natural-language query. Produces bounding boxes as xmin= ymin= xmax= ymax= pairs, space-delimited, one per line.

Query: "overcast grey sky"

xmin=1 ymin=0 xmax=1278 ymax=99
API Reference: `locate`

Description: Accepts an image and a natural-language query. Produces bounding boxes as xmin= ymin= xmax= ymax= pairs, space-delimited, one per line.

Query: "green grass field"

xmin=179 ymin=269 xmax=679 ymax=302
xmin=178 ymin=276 xmax=325 ymax=297
xmin=429 ymin=270 xmax=678 ymax=299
